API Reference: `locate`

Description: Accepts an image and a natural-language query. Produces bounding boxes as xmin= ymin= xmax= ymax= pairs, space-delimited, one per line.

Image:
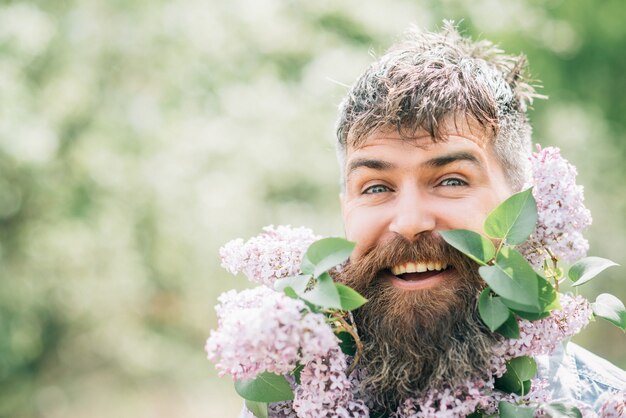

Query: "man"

xmin=335 ymin=23 xmax=626 ymax=414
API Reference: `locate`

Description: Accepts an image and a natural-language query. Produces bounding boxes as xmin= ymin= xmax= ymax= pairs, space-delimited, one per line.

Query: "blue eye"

xmin=364 ymin=184 xmax=390 ymax=194
xmin=439 ymin=178 xmax=467 ymax=187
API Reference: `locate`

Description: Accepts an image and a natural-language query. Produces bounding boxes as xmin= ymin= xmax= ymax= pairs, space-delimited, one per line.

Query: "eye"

xmin=363 ymin=184 xmax=391 ymax=194
xmin=439 ymin=177 xmax=467 ymax=187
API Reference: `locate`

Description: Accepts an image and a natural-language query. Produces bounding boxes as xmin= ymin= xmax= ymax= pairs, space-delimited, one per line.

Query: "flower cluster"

xmin=519 ymin=146 xmax=592 ymax=268
xmin=392 ymin=377 xmax=552 ymax=418
xmin=220 ymin=225 xmax=320 ymax=286
xmin=494 ymin=294 xmax=593 ymax=360
xmin=598 ymin=391 xmax=626 ymax=418
xmin=293 ymin=348 xmax=369 ymax=417
xmin=210 ymin=143 xmax=614 ymax=418
xmin=205 ymin=286 xmax=338 ymax=380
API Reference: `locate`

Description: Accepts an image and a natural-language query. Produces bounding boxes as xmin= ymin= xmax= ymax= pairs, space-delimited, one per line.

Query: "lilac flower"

xmin=599 ymin=391 xmax=626 ymax=418
xmin=205 ymin=286 xmax=338 ymax=380
xmin=220 ymin=225 xmax=320 ymax=286
xmin=519 ymin=145 xmax=592 ymax=268
xmin=392 ymin=378 xmax=492 ymax=418
xmin=494 ymin=294 xmax=593 ymax=359
xmin=293 ymin=347 xmax=369 ymax=417
xmin=391 ymin=376 xmax=551 ymax=418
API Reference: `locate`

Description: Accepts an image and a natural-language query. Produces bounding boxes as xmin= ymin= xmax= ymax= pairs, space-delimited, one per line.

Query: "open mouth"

xmin=385 ymin=260 xmax=452 ymax=290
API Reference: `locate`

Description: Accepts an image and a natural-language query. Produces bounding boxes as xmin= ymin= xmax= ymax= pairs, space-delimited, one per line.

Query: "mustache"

xmin=339 ymin=232 xmax=472 ymax=290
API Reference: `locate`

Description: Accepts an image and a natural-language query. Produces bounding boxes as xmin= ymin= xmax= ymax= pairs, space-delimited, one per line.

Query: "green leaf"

xmin=301 ymin=237 xmax=355 ymax=277
xmin=245 ymin=400 xmax=268 ymax=418
xmin=274 ymin=274 xmax=311 ymax=295
xmin=484 ymin=188 xmax=537 ymax=245
xmin=301 ymin=272 xmax=342 ymax=309
xmin=499 ymin=401 xmax=536 ymax=418
xmin=569 ymin=257 xmax=619 ymax=287
xmin=282 ymin=287 xmax=299 ymax=300
xmin=234 ymin=372 xmax=294 ymax=402
xmin=512 ymin=309 xmax=551 ymax=321
xmin=292 ymin=364 xmax=304 ymax=385
xmin=440 ymin=229 xmax=495 ymax=265
xmin=495 ymin=356 xmax=537 ymax=396
xmin=509 ymin=356 xmax=537 ymax=381
xmin=478 ymin=287 xmax=511 ymax=331
xmin=500 ymin=275 xmax=558 ymax=316
xmin=495 ymin=313 xmax=520 ymax=339
xmin=592 ymin=293 xmax=626 ymax=330
xmin=337 ymin=331 xmax=356 ymax=356
xmin=479 ymin=247 xmax=540 ymax=312
xmin=335 ymin=283 xmax=368 ymax=311
xmin=540 ymin=402 xmax=583 ymax=418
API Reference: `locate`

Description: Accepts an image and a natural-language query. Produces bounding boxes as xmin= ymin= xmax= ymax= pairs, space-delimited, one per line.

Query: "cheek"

xmin=343 ymin=206 xmax=387 ymax=258
xmin=431 ymin=198 xmax=495 ymax=234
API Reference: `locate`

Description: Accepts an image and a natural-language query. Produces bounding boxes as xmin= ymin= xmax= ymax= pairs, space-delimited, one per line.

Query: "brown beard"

xmin=338 ymin=233 xmax=497 ymax=413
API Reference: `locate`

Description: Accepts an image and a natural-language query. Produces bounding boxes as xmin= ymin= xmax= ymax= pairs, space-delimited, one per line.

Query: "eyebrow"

xmin=347 ymin=151 xmax=482 ymax=178
xmin=347 ymin=158 xmax=396 ymax=177
xmin=424 ymin=151 xmax=482 ymax=168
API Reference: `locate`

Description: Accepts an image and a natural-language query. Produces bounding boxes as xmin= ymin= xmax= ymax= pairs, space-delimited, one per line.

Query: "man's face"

xmin=341 ymin=122 xmax=512 ymax=287
xmin=338 ymin=120 xmax=514 ymax=411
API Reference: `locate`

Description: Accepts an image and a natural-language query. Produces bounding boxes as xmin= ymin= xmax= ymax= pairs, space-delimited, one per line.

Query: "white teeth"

xmin=391 ymin=261 xmax=447 ymax=275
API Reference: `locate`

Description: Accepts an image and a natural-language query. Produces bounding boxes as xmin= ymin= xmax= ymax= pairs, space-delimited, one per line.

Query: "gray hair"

xmin=335 ymin=22 xmax=544 ymax=191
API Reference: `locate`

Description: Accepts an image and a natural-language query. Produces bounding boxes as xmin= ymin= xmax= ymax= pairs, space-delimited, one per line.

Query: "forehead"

xmin=346 ymin=114 xmax=492 ymax=154
xmin=346 ymin=117 xmax=492 ymax=160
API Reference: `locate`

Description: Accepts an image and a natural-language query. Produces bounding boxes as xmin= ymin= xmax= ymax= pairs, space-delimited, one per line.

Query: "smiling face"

xmin=341 ymin=121 xmax=512 ymax=290
xmin=338 ymin=120 xmax=514 ymax=411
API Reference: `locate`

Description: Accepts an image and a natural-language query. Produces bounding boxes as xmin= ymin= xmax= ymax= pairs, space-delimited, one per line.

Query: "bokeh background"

xmin=1 ymin=0 xmax=625 ymax=417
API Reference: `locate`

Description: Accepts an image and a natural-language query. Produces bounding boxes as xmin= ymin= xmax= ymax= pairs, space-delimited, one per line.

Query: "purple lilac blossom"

xmin=519 ymin=145 xmax=592 ymax=268
xmin=599 ymin=391 xmax=626 ymax=418
xmin=494 ymin=294 xmax=593 ymax=360
xmin=292 ymin=347 xmax=369 ymax=417
xmin=219 ymin=225 xmax=320 ymax=286
xmin=392 ymin=377 xmax=551 ymax=418
xmin=205 ymin=286 xmax=338 ymax=380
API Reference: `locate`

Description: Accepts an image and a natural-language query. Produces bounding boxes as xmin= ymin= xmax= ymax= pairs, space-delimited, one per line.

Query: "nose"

xmin=388 ymin=189 xmax=437 ymax=241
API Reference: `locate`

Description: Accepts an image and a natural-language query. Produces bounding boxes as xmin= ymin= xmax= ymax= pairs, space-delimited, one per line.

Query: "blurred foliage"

xmin=0 ymin=0 xmax=624 ymax=417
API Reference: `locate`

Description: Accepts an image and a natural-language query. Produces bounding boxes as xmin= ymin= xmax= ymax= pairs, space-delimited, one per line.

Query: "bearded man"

xmin=335 ymin=23 xmax=626 ymax=414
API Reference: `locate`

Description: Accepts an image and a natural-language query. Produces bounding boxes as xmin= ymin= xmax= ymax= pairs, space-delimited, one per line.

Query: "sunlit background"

xmin=1 ymin=0 xmax=625 ymax=417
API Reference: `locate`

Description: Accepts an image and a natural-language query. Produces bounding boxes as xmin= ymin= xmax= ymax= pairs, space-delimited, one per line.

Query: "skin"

xmin=341 ymin=122 xmax=513 ymax=290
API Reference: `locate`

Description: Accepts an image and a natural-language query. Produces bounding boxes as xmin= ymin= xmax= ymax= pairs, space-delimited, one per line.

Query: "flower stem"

xmin=330 ymin=311 xmax=363 ymax=375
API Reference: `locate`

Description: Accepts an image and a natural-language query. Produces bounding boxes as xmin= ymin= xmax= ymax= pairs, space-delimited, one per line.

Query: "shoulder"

xmin=567 ymin=342 xmax=626 ymax=392
xmin=536 ymin=341 xmax=626 ymax=413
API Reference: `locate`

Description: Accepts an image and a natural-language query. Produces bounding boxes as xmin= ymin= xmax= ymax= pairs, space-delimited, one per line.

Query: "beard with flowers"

xmin=207 ymin=146 xmax=626 ymax=418
xmin=339 ymin=233 xmax=497 ymax=412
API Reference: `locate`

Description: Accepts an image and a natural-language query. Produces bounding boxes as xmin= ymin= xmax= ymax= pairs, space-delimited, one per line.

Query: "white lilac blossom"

xmin=292 ymin=347 xmax=369 ymax=417
xmin=220 ymin=225 xmax=320 ymax=286
xmin=205 ymin=286 xmax=338 ymax=380
xmin=519 ymin=146 xmax=592 ymax=268
xmin=494 ymin=294 xmax=593 ymax=360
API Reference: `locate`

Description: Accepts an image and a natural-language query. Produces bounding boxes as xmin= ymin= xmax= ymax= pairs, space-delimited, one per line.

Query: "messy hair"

xmin=335 ymin=21 xmax=544 ymax=191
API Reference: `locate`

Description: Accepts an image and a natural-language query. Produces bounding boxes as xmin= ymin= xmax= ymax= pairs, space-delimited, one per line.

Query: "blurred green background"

xmin=0 ymin=0 xmax=624 ymax=416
